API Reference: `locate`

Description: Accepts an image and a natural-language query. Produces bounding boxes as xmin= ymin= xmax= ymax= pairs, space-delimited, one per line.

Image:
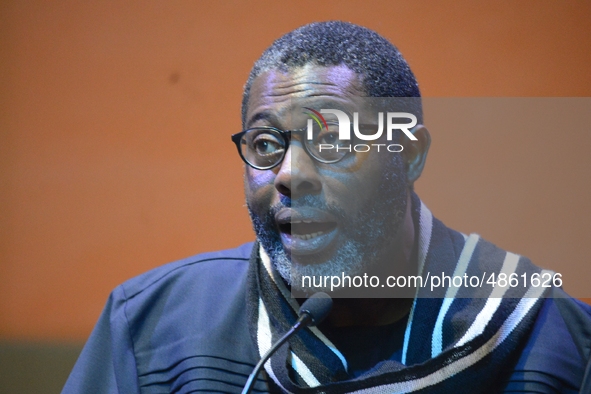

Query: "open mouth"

xmin=275 ymin=208 xmax=340 ymax=256
xmin=279 ymin=221 xmax=337 ymax=240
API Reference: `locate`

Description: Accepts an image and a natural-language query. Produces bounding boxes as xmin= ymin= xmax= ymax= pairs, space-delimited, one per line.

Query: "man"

xmin=63 ymin=22 xmax=591 ymax=393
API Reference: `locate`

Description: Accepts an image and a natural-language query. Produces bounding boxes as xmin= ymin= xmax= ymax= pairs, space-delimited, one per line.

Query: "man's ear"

xmin=402 ymin=125 xmax=431 ymax=183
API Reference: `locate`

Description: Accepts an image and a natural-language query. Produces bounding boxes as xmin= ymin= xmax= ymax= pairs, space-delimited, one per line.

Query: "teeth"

xmin=292 ymin=231 xmax=324 ymax=240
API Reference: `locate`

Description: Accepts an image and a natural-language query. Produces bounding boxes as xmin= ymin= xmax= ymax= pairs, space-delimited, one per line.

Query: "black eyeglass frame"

xmin=231 ymin=125 xmax=348 ymax=170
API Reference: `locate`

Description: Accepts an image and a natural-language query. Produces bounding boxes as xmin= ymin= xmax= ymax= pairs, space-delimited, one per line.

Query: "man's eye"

xmin=318 ymin=132 xmax=339 ymax=145
xmin=252 ymin=135 xmax=283 ymax=155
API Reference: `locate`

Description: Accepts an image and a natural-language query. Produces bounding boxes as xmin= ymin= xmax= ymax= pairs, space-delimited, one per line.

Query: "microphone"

xmin=241 ymin=292 xmax=333 ymax=394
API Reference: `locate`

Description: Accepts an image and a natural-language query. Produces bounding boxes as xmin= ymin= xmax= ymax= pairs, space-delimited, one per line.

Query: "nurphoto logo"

xmin=303 ymin=107 xmax=417 ymax=154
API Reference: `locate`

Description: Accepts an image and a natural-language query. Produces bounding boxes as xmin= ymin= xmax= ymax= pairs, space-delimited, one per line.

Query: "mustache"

xmin=268 ymin=195 xmax=349 ymax=222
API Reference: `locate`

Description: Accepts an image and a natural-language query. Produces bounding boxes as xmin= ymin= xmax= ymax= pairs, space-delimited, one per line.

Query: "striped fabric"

xmin=248 ymin=196 xmax=550 ymax=393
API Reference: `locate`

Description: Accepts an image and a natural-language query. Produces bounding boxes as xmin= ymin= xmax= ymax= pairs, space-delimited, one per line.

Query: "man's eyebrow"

xmin=246 ymin=111 xmax=274 ymax=128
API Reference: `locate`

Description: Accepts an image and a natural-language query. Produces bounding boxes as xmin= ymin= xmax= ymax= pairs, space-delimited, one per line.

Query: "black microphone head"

xmin=298 ymin=292 xmax=333 ymax=326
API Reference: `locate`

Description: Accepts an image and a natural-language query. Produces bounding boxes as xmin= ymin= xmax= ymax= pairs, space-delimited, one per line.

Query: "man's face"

xmin=243 ymin=64 xmax=410 ymax=293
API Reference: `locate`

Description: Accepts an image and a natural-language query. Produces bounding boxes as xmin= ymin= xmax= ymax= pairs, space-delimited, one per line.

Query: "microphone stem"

xmin=241 ymin=313 xmax=312 ymax=394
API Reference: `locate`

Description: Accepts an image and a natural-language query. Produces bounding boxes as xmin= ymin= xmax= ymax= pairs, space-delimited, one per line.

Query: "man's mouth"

xmin=275 ymin=208 xmax=339 ymax=256
xmin=279 ymin=221 xmax=337 ymax=240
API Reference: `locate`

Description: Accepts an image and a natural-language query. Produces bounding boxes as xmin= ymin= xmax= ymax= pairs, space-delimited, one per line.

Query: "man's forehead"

xmin=245 ymin=64 xmax=366 ymax=127
xmin=258 ymin=64 xmax=362 ymax=89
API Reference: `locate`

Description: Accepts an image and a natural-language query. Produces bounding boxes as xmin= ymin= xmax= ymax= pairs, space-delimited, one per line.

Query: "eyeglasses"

xmin=231 ymin=122 xmax=350 ymax=170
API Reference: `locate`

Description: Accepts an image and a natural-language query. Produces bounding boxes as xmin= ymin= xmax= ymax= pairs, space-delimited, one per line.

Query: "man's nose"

xmin=274 ymin=143 xmax=322 ymax=198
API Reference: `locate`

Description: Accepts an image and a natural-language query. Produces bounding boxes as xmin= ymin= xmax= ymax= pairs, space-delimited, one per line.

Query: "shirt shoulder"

xmin=63 ymin=242 xmax=261 ymax=394
xmin=116 ymin=241 xmax=254 ymax=301
xmin=502 ymin=289 xmax=591 ymax=393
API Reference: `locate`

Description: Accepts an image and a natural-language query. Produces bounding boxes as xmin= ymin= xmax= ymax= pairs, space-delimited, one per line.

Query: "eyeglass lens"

xmin=239 ymin=122 xmax=350 ymax=169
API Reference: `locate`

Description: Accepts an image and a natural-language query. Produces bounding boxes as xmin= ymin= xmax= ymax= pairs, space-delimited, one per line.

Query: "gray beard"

xmin=247 ymin=160 xmax=408 ymax=294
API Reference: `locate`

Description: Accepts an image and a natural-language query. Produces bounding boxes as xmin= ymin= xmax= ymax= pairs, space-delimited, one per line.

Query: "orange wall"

xmin=1 ymin=1 xmax=590 ymax=341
